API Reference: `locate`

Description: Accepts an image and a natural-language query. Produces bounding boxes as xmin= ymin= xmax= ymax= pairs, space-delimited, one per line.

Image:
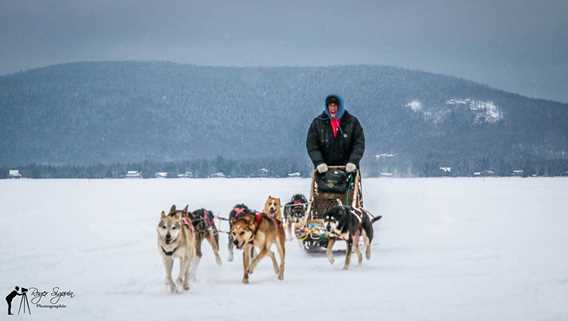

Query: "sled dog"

xmin=227 ymin=204 xmax=251 ymax=262
xmin=283 ymin=194 xmax=308 ymax=240
xmin=230 ymin=208 xmax=286 ymax=284
xmin=323 ymin=204 xmax=381 ymax=270
xmin=157 ymin=205 xmax=196 ymax=292
xmin=263 ymin=195 xmax=283 ymax=220
xmin=188 ymin=208 xmax=222 ymax=277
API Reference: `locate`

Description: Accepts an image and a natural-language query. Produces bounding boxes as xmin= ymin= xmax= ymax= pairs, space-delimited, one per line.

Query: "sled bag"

xmin=317 ymin=169 xmax=349 ymax=193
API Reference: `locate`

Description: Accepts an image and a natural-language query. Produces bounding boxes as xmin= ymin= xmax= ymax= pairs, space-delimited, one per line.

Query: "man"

xmin=5 ymin=286 xmax=22 ymax=315
xmin=306 ymin=95 xmax=365 ymax=173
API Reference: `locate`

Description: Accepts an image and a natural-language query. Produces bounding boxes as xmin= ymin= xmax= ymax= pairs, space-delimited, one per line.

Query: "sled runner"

xmin=295 ymin=166 xmax=363 ymax=251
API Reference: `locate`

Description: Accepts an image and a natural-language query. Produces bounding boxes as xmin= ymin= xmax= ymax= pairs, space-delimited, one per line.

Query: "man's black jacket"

xmin=306 ymin=111 xmax=365 ymax=167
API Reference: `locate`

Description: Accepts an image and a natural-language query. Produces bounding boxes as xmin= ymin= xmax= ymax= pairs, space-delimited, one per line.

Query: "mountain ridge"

xmin=1 ymin=61 xmax=567 ymax=171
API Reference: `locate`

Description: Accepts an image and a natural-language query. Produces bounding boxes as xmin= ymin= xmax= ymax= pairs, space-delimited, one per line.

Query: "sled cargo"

xmin=295 ymin=166 xmax=363 ymax=251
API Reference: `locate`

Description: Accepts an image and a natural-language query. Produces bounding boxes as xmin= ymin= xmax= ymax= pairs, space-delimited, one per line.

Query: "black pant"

xmin=6 ymin=298 xmax=12 ymax=315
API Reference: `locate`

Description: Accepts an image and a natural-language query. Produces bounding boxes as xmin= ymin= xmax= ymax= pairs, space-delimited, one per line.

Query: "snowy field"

xmin=1 ymin=177 xmax=568 ymax=321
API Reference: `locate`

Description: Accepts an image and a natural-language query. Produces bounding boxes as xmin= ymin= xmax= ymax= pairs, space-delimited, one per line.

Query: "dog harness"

xmin=182 ymin=216 xmax=194 ymax=232
xmin=161 ymin=245 xmax=179 ymax=256
xmin=250 ymin=211 xmax=282 ymax=241
xmin=349 ymin=208 xmax=363 ymax=223
xmin=203 ymin=210 xmax=214 ymax=227
xmin=254 ymin=211 xmax=263 ymax=224
xmin=233 ymin=207 xmax=246 ymax=219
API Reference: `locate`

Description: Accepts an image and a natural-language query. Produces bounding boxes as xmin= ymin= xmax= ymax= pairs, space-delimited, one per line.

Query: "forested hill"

xmin=1 ymin=62 xmax=567 ymax=175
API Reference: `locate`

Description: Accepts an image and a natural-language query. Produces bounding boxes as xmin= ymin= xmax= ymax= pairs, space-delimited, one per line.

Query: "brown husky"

xmin=157 ymin=205 xmax=196 ymax=293
xmin=230 ymin=208 xmax=286 ymax=284
xmin=263 ymin=195 xmax=283 ymax=221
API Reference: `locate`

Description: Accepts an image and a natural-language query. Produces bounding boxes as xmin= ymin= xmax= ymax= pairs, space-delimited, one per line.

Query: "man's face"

xmin=327 ymin=103 xmax=338 ymax=117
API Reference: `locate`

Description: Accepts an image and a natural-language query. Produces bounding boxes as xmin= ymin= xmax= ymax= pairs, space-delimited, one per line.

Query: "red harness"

xmin=233 ymin=207 xmax=246 ymax=218
xmin=203 ymin=210 xmax=214 ymax=227
xmin=181 ymin=216 xmax=194 ymax=232
xmin=254 ymin=211 xmax=263 ymax=225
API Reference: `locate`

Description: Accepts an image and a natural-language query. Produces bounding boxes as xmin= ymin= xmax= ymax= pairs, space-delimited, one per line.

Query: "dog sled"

xmin=295 ymin=166 xmax=363 ymax=251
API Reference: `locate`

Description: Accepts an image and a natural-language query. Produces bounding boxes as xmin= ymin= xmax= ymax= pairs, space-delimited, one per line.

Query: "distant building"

xmin=155 ymin=172 xmax=168 ymax=178
xmin=125 ymin=170 xmax=142 ymax=178
xmin=375 ymin=153 xmax=397 ymax=159
xmin=512 ymin=169 xmax=524 ymax=176
xmin=287 ymin=172 xmax=301 ymax=177
xmin=254 ymin=168 xmax=269 ymax=177
xmin=209 ymin=172 xmax=226 ymax=178
xmin=380 ymin=172 xmax=393 ymax=177
xmin=481 ymin=170 xmax=496 ymax=177
xmin=8 ymin=169 xmax=22 ymax=178
xmin=473 ymin=172 xmax=481 ymax=177
xmin=439 ymin=167 xmax=452 ymax=176
xmin=177 ymin=171 xmax=193 ymax=178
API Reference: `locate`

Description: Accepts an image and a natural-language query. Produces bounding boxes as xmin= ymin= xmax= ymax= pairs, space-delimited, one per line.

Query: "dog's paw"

xmin=169 ymin=284 xmax=179 ymax=293
xmin=228 ymin=253 xmax=234 ymax=262
xmin=242 ymin=278 xmax=249 ymax=284
xmin=342 ymin=265 xmax=350 ymax=271
xmin=182 ymin=282 xmax=190 ymax=291
xmin=328 ymin=256 xmax=335 ymax=265
xmin=215 ymin=256 xmax=223 ymax=266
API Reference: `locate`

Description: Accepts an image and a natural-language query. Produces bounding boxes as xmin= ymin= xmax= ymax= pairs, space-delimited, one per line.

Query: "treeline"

xmin=365 ymin=155 xmax=568 ymax=177
xmin=2 ymin=156 xmax=568 ymax=179
xmin=0 ymin=156 xmax=309 ymax=179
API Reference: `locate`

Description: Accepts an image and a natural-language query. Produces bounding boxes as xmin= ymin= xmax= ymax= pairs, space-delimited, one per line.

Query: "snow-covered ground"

xmin=1 ymin=178 xmax=568 ymax=321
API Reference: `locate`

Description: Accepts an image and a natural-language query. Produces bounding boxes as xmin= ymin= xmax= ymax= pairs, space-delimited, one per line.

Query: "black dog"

xmin=189 ymin=208 xmax=222 ymax=266
xmin=227 ymin=204 xmax=251 ymax=262
xmin=323 ymin=205 xmax=382 ymax=270
xmin=283 ymin=194 xmax=308 ymax=240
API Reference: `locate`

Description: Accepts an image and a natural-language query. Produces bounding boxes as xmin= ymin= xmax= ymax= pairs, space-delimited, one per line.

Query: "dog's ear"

xmin=336 ymin=198 xmax=343 ymax=207
xmin=169 ymin=204 xmax=176 ymax=214
xmin=160 ymin=211 xmax=166 ymax=218
xmin=183 ymin=205 xmax=189 ymax=214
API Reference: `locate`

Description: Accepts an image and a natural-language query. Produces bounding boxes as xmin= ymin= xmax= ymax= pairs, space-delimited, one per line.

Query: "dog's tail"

xmin=371 ymin=215 xmax=382 ymax=224
xmin=361 ymin=208 xmax=382 ymax=224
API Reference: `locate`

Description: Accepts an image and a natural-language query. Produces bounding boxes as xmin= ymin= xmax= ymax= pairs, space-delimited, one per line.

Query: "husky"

xmin=283 ymin=194 xmax=308 ymax=240
xmin=157 ymin=205 xmax=196 ymax=293
xmin=263 ymin=195 xmax=283 ymax=220
xmin=323 ymin=204 xmax=382 ymax=270
xmin=188 ymin=208 xmax=222 ymax=278
xmin=227 ymin=204 xmax=250 ymax=262
xmin=230 ymin=207 xmax=286 ymax=284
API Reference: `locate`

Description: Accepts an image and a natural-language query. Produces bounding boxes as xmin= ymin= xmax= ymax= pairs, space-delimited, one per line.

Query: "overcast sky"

xmin=1 ymin=0 xmax=567 ymax=102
